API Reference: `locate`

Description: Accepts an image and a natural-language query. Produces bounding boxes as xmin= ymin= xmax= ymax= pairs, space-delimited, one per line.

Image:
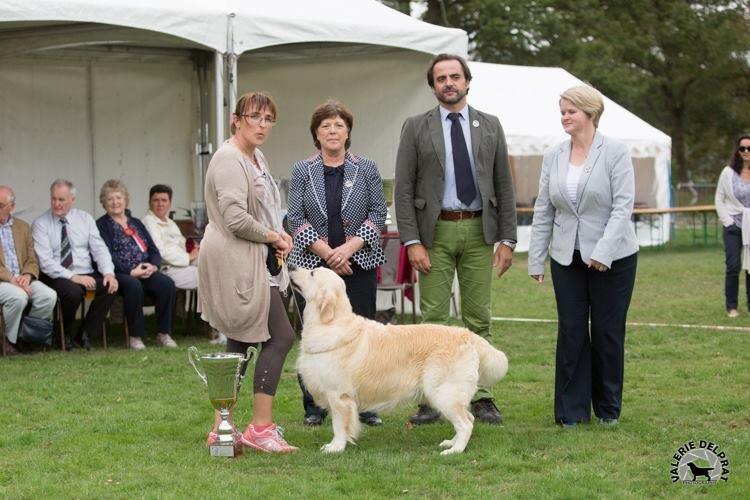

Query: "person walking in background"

xmin=0 ymin=185 xmax=57 ymax=355
xmin=394 ymin=53 xmax=517 ymax=425
xmin=199 ymin=91 xmax=297 ymax=453
xmin=287 ymin=99 xmax=387 ymax=428
xmin=714 ymin=134 xmax=750 ymax=318
xmin=32 ymin=179 xmax=118 ymax=351
xmin=96 ymin=179 xmax=178 ymax=350
xmin=528 ymin=84 xmax=639 ymax=428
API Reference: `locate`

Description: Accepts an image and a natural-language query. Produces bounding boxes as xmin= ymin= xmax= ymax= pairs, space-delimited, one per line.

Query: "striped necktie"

xmin=60 ymin=217 xmax=73 ymax=269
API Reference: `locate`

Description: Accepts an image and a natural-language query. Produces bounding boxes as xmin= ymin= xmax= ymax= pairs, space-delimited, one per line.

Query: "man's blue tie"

xmin=448 ymin=112 xmax=477 ymax=206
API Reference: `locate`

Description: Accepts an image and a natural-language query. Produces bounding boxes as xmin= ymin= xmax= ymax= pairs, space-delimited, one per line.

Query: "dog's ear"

xmin=318 ymin=288 xmax=336 ymax=324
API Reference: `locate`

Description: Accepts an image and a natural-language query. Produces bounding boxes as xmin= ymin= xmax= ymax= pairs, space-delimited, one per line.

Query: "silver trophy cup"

xmin=188 ymin=346 xmax=257 ymax=457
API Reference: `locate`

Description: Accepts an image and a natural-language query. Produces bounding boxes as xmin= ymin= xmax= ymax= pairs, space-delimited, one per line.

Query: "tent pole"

xmin=86 ymin=61 xmax=96 ymax=214
xmin=196 ymin=53 xmax=211 ymax=202
xmin=227 ymin=13 xmax=237 ymax=116
xmin=214 ymin=50 xmax=224 ymax=149
xmin=228 ymin=53 xmax=237 ymax=115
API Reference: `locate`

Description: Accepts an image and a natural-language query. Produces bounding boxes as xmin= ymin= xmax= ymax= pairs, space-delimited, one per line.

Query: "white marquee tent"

xmin=468 ymin=61 xmax=673 ymax=249
xmin=0 ymin=0 xmax=466 ymax=220
xmin=1 ymin=1 xmax=671 ymax=250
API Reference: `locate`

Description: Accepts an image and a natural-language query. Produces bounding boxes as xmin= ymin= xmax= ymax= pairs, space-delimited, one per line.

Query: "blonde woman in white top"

xmin=528 ymin=84 xmax=638 ymax=428
xmin=714 ymin=134 xmax=750 ymax=317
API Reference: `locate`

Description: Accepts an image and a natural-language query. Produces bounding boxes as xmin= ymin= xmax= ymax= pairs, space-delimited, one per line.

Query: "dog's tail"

xmin=470 ymin=335 xmax=508 ymax=387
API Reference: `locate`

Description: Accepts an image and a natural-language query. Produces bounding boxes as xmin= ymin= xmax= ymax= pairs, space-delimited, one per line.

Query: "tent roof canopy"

xmin=468 ymin=61 xmax=671 ymax=156
xmin=0 ymin=0 xmax=467 ymax=56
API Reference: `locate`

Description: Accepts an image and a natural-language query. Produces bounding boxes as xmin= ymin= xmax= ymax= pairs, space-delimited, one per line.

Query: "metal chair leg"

xmin=57 ymin=300 xmax=66 ymax=352
xmin=1 ymin=310 xmax=6 ymax=356
xmin=399 ymin=288 xmax=405 ymax=325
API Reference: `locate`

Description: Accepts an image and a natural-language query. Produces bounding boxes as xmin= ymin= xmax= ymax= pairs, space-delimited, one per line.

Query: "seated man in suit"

xmin=32 ymin=179 xmax=118 ymax=350
xmin=0 ymin=185 xmax=57 ymax=355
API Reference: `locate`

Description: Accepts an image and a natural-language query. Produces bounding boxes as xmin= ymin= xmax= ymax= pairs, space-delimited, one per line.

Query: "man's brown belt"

xmin=438 ymin=210 xmax=482 ymax=221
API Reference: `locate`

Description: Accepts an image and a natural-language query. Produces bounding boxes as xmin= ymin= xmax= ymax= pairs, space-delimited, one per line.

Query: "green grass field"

xmin=2 ymin=246 xmax=748 ymax=498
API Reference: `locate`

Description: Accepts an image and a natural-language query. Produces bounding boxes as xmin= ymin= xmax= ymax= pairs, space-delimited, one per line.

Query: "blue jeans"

xmin=722 ymin=225 xmax=750 ymax=311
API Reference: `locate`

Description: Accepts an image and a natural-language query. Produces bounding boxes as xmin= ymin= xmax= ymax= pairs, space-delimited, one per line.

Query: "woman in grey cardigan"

xmin=199 ymin=91 xmax=297 ymax=453
xmin=714 ymin=134 xmax=750 ymax=317
xmin=528 ymin=84 xmax=638 ymax=428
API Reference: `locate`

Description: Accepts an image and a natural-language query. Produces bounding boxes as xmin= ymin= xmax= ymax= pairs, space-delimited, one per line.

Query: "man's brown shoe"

xmin=3 ymin=337 xmax=20 ymax=356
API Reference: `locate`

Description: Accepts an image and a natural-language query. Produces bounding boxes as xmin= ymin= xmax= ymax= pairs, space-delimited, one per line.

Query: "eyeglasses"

xmin=738 ymin=146 xmax=750 ymax=153
xmin=240 ymin=113 xmax=277 ymax=127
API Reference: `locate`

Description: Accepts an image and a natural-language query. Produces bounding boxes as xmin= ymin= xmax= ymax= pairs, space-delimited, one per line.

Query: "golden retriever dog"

xmin=290 ymin=267 xmax=508 ymax=455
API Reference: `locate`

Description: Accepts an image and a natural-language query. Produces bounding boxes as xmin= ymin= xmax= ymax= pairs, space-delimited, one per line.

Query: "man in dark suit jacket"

xmin=395 ymin=54 xmax=517 ymax=424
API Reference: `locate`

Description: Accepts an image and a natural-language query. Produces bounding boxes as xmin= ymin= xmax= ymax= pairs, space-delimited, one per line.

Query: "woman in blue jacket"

xmin=287 ymin=100 xmax=387 ymax=427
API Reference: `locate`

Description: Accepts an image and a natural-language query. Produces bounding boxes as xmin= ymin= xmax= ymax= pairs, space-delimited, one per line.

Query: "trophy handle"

xmin=187 ymin=346 xmax=207 ymax=385
xmin=244 ymin=346 xmax=258 ymax=365
xmin=238 ymin=346 xmax=258 ymax=388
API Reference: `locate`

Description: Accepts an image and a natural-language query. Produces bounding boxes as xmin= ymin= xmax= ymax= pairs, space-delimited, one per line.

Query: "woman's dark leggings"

xmin=226 ymin=287 xmax=295 ymax=396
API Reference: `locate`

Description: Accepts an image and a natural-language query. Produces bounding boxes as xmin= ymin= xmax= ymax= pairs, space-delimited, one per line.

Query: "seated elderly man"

xmin=32 ymin=179 xmax=118 ymax=351
xmin=142 ymin=184 xmax=225 ymax=345
xmin=0 ymin=186 xmax=57 ymax=355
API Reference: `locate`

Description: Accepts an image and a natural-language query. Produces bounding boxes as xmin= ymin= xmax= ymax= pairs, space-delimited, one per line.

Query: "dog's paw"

xmin=439 ymin=439 xmax=455 ymax=449
xmin=440 ymin=447 xmax=464 ymax=456
xmin=321 ymin=442 xmax=346 ymax=454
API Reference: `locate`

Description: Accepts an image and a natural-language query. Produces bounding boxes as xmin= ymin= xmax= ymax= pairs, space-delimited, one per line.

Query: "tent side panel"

xmin=91 ymin=56 xmax=198 ymax=219
xmin=237 ymin=49 xmax=435 ymax=186
xmin=0 ymin=58 xmax=92 ymax=221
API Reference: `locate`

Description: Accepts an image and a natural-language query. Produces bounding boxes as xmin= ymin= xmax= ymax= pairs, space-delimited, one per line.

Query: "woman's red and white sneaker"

xmin=206 ymin=429 xmax=243 ymax=446
xmin=241 ymin=424 xmax=298 ymax=453
xmin=206 ymin=431 xmax=219 ymax=446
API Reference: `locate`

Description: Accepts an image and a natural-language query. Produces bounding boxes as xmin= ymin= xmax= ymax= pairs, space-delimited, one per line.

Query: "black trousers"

xmin=296 ymin=265 xmax=377 ymax=418
xmin=116 ymin=272 xmax=176 ymax=337
xmin=40 ymin=272 xmax=117 ymax=340
xmin=550 ymin=251 xmax=637 ymax=424
xmin=722 ymin=224 xmax=750 ymax=311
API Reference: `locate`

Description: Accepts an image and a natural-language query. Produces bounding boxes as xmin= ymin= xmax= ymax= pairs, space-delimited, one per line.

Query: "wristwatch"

xmin=500 ymin=240 xmax=517 ymax=251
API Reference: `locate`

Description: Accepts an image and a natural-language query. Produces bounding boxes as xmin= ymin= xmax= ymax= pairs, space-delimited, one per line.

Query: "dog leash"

xmin=277 ymin=253 xmax=305 ymax=328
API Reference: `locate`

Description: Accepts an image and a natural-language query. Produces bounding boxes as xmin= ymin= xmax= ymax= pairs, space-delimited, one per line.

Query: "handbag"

xmin=266 ymin=244 xmax=283 ymax=276
xmin=19 ymin=316 xmax=54 ymax=347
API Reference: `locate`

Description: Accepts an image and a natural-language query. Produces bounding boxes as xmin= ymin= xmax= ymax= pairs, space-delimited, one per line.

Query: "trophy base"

xmin=208 ymin=441 xmax=243 ymax=458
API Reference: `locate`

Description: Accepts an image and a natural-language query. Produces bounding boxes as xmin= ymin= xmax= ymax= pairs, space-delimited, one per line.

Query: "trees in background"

xmin=386 ymin=0 xmax=750 ymax=182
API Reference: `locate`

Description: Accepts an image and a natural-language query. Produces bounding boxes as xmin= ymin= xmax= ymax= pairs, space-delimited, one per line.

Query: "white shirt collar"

xmin=439 ymin=104 xmax=469 ymax=122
